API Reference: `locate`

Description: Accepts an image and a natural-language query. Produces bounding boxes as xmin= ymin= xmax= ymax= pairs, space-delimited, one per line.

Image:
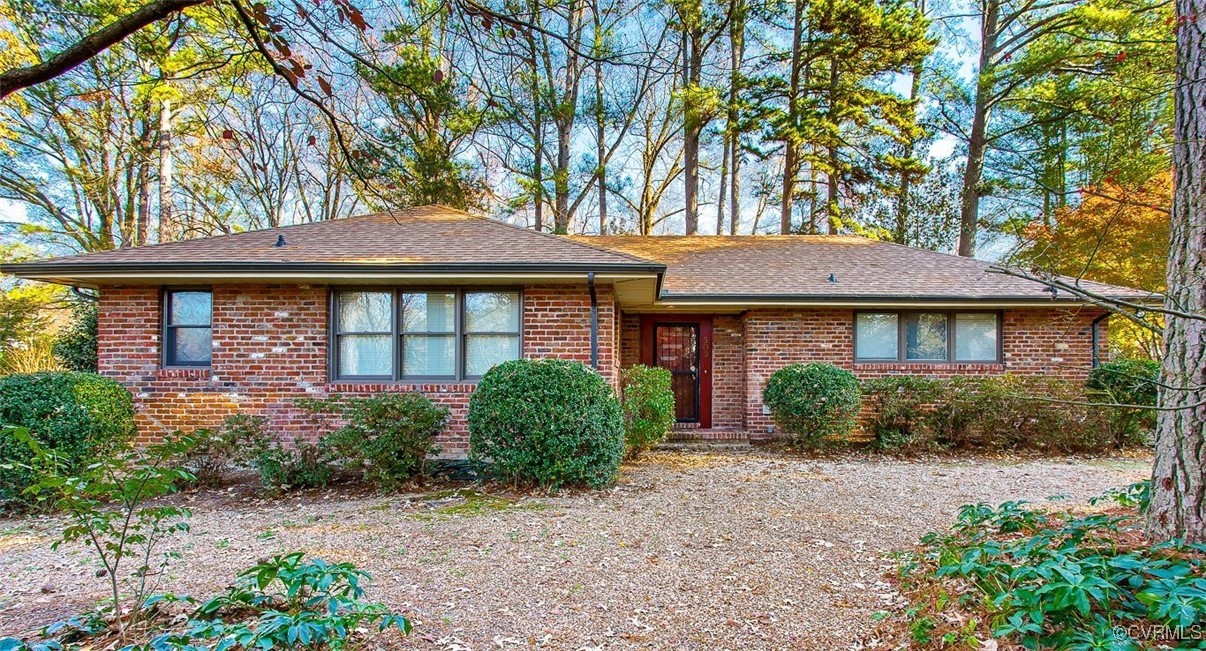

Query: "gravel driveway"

xmin=0 ymin=448 xmax=1149 ymax=649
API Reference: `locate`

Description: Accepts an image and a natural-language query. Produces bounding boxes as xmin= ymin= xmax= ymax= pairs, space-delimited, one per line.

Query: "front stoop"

xmin=665 ymin=428 xmax=750 ymax=444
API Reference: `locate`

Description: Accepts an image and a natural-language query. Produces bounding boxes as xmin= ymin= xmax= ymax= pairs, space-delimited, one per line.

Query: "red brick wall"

xmin=710 ymin=315 xmax=746 ymax=430
xmin=743 ymin=307 xmax=1108 ymax=439
xmin=98 ymin=283 xmax=618 ymax=454
xmin=613 ymin=307 xmax=1107 ymax=439
xmin=620 ymin=314 xmax=640 ymax=369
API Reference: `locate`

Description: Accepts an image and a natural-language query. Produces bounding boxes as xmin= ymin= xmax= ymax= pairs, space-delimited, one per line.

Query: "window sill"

xmin=327 ymin=379 xmax=482 ymax=391
xmin=853 ymin=361 xmax=1005 ymax=372
xmin=157 ymin=367 xmax=213 ymax=379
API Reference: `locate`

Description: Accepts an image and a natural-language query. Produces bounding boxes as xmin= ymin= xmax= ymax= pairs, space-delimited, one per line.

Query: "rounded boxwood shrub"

xmin=621 ymin=365 xmax=675 ymax=459
xmin=762 ymin=363 xmax=862 ymax=445
xmin=468 ymin=358 xmax=624 ymax=490
xmin=0 ymin=371 xmax=136 ymax=508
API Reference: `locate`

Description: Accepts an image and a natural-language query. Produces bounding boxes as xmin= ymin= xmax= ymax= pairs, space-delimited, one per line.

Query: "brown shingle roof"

xmin=6 ymin=206 xmax=657 ymax=270
xmin=570 ymin=235 xmax=1152 ymax=302
xmin=4 ymin=205 xmax=1152 ymax=305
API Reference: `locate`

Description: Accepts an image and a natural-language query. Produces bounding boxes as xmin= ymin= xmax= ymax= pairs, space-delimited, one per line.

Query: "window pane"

xmin=401 ymin=292 xmax=455 ymax=333
xmin=402 ymin=334 xmax=456 ymax=377
xmin=465 ymin=334 xmax=520 ymax=376
xmin=339 ymin=334 xmax=392 ymax=376
xmin=337 ymin=291 xmax=392 ymax=333
xmin=955 ymin=313 xmax=998 ymax=361
xmin=465 ymin=292 xmax=520 ymax=332
xmin=906 ymin=313 xmax=948 ymax=361
xmin=172 ymin=327 xmax=212 ymax=363
xmin=856 ymin=313 xmax=898 ymax=360
xmin=170 ymin=291 xmax=211 ymax=325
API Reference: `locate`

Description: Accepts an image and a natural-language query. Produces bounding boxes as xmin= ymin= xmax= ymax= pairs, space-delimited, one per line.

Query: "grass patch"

xmin=413 ymin=489 xmax=548 ymax=520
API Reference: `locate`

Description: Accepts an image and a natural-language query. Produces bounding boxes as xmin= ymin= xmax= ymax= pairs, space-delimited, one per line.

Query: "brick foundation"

xmin=99 ymin=283 xmax=618 ymax=454
xmin=617 ymin=307 xmax=1108 ymax=441
xmin=101 ymin=284 xmax=1106 ymax=453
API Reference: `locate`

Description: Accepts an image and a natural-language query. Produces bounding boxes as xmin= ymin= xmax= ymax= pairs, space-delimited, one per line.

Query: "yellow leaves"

xmin=678 ymin=84 xmax=722 ymax=131
xmin=1023 ymin=171 xmax=1171 ymax=293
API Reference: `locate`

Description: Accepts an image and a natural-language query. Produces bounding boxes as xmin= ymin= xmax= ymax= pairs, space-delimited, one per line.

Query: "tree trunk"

xmin=683 ymin=26 xmax=702 ymax=235
xmin=727 ymin=0 xmax=745 ymax=236
xmin=780 ymin=0 xmax=805 ymax=235
xmin=717 ymin=136 xmax=728 ymax=235
xmin=957 ymin=0 xmax=999 ymax=257
xmin=528 ymin=17 xmax=545 ymax=233
xmin=896 ymin=4 xmax=924 ymax=244
xmin=157 ymin=99 xmax=174 ymax=243
xmin=729 ymin=137 xmax=741 ymax=234
xmin=825 ymin=58 xmax=840 ymax=235
xmin=594 ymin=8 xmax=608 ymax=236
xmin=1149 ymin=0 xmax=1206 ymax=543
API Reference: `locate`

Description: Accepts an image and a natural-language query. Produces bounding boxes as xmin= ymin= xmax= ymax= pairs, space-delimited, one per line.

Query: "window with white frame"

xmin=332 ymin=288 xmax=521 ymax=381
xmin=854 ymin=311 xmax=1000 ymax=363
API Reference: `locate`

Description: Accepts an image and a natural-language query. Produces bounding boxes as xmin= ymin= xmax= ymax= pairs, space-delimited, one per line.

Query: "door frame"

xmin=639 ymin=314 xmax=713 ymax=428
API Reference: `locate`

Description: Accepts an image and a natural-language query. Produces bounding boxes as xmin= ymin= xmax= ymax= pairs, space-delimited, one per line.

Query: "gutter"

xmin=0 ymin=260 xmax=667 ymax=277
xmin=587 ymin=272 xmax=599 ymax=370
xmin=658 ymin=292 xmax=1158 ymax=305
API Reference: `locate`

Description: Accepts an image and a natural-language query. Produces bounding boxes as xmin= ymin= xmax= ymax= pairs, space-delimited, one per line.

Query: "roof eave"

xmin=651 ymin=293 xmax=1161 ymax=309
xmin=1 ymin=261 xmax=667 ymax=288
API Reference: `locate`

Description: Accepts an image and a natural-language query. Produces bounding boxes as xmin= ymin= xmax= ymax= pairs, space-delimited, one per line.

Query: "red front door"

xmin=640 ymin=315 xmax=713 ymax=428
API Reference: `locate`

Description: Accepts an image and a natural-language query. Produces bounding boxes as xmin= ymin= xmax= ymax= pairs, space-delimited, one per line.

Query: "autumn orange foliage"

xmin=1020 ymin=172 xmax=1170 ymax=292
xmin=1018 ymin=172 xmax=1170 ymax=358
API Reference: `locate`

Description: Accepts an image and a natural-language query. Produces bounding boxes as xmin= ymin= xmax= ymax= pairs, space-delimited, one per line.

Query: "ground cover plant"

xmin=881 ymin=481 xmax=1206 ymax=649
xmin=0 ymin=553 xmax=409 ymax=651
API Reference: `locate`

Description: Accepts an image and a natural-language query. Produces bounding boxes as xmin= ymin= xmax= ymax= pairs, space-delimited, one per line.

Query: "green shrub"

xmin=185 ymin=414 xmax=272 ymax=487
xmin=762 ymin=363 xmax=862 ymax=445
xmin=620 ymin=365 xmax=675 ymax=459
xmin=254 ymin=437 xmax=335 ymax=492
xmin=322 ymin=393 xmax=448 ymax=490
xmin=53 ymin=300 xmax=98 ymax=372
xmin=1087 ymin=357 xmax=1160 ymax=447
xmin=930 ymin=375 xmax=1113 ymax=452
xmin=861 ymin=376 xmax=944 ymax=452
xmin=0 ymin=372 xmax=135 ymax=509
xmin=894 ymin=492 xmax=1205 ymax=649
xmin=468 ymin=358 xmax=624 ymax=490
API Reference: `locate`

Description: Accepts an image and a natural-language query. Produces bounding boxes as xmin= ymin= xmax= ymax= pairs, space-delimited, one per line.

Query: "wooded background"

xmin=0 ymin=0 xmax=1177 ymax=364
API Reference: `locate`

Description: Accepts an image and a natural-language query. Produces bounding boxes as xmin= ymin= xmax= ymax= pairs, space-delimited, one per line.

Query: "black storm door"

xmin=653 ymin=323 xmax=700 ymax=422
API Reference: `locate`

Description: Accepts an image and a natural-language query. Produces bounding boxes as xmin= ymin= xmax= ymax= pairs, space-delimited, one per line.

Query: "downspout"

xmin=1090 ymin=312 xmax=1109 ymax=368
xmin=71 ymin=286 xmax=99 ymax=302
xmin=587 ymin=272 xmax=599 ymax=370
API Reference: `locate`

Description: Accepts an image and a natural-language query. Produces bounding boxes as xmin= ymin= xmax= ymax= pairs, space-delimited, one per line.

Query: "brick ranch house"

xmin=3 ymin=205 xmax=1151 ymax=452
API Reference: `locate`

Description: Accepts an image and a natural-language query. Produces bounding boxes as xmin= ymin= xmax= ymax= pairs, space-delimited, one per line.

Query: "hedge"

xmin=0 ymin=372 xmax=135 ymax=508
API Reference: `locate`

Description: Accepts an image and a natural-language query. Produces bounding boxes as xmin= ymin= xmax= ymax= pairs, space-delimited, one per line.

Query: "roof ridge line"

xmin=478 ymin=219 xmax=662 ymax=265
